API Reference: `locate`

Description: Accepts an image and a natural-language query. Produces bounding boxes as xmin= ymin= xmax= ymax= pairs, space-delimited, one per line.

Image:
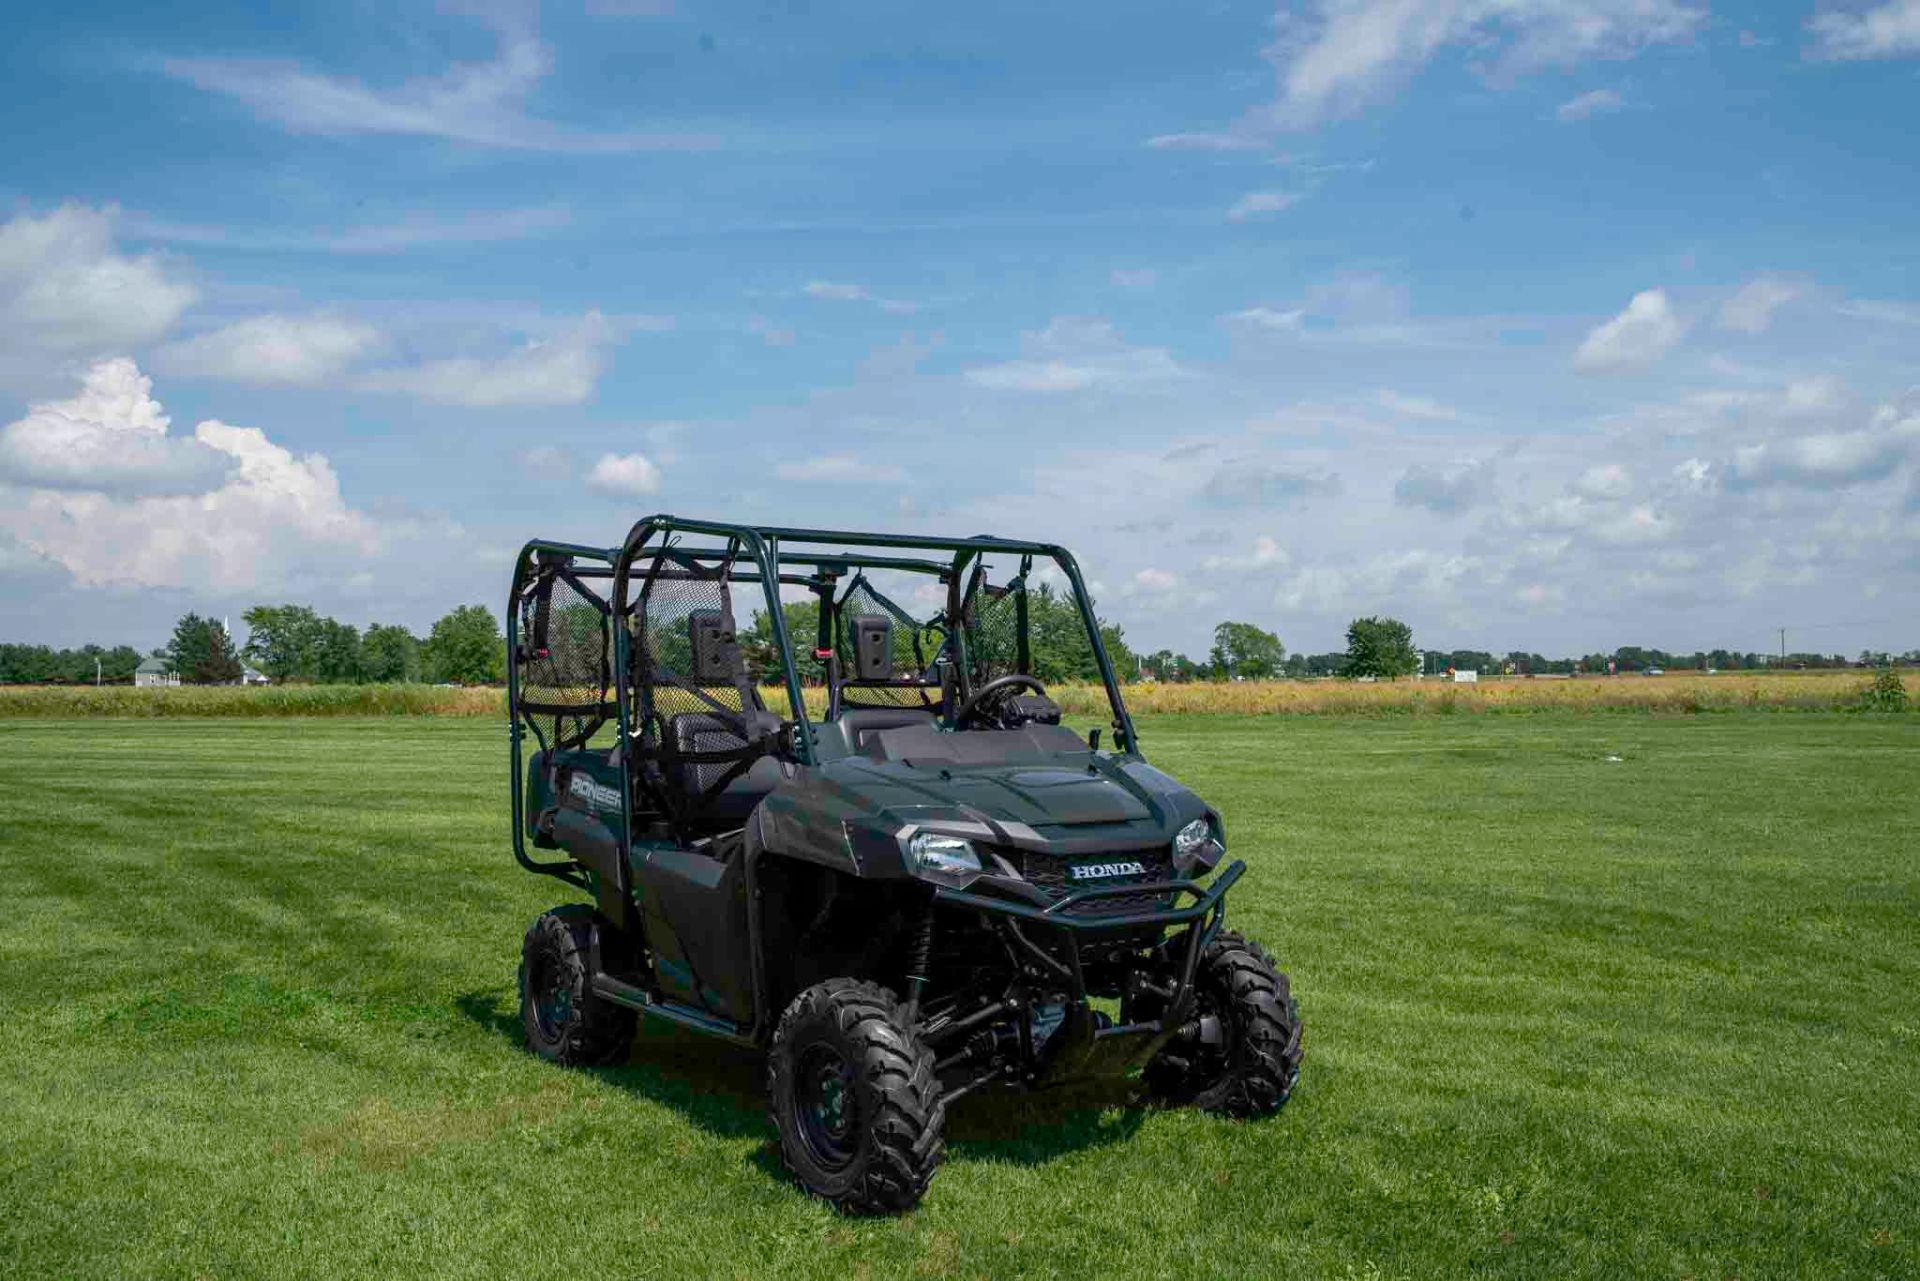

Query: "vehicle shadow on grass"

xmin=457 ymin=989 xmax=1151 ymax=1177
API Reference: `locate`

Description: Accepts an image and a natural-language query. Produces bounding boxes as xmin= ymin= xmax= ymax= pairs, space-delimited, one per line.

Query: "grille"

xmin=1017 ymin=847 xmax=1175 ymax=918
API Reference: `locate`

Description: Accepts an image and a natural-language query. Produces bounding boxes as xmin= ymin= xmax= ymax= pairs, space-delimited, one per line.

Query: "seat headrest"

xmin=688 ymin=609 xmax=743 ymax=683
xmin=850 ymin=613 xmax=893 ymax=680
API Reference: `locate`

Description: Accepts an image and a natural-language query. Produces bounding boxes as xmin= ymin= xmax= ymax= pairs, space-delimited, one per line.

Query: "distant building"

xmin=134 ymin=657 xmax=179 ymax=688
xmin=240 ymin=666 xmax=270 ymax=686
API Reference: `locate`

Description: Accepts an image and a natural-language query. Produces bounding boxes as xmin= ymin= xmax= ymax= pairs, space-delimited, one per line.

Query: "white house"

xmin=133 ymin=657 xmax=179 ymax=688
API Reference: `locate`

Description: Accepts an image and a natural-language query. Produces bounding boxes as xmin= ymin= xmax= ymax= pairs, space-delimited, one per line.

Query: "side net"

xmin=959 ymin=563 xmax=1027 ymax=687
xmin=835 ymin=574 xmax=944 ymax=710
xmin=516 ymin=561 xmax=615 ymax=752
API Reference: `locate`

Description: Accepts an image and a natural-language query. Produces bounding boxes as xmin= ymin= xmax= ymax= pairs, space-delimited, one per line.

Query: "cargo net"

xmin=516 ymin=562 xmax=614 ymax=752
xmin=835 ymin=574 xmax=944 ymax=710
xmin=960 ymin=564 xmax=1027 ymax=687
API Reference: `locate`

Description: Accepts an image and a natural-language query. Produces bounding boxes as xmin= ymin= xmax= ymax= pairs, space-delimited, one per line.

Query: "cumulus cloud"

xmin=0 ymin=359 xmax=382 ymax=589
xmin=1575 ymin=288 xmax=1684 ymax=372
xmin=1730 ymin=397 xmax=1920 ymax=490
xmin=1267 ymin=0 xmax=1704 ymax=124
xmin=0 ymin=206 xmax=196 ymax=387
xmin=164 ymin=15 xmax=713 ymax=152
xmin=1717 ymin=277 xmax=1803 ymax=333
xmin=586 ymin=452 xmax=661 ymax=497
xmin=1806 ymin=0 xmax=1920 ymax=60
xmin=1555 ymin=88 xmax=1625 ymax=121
xmin=357 ymin=311 xmax=618 ymax=406
xmin=156 ymin=313 xmax=383 ymax=386
xmin=1227 ymin=191 xmax=1299 ymax=221
xmin=1395 ymin=459 xmax=1493 ymax=513
xmin=966 ymin=318 xmax=1184 ymax=394
xmin=0 ymin=358 xmax=232 ymax=495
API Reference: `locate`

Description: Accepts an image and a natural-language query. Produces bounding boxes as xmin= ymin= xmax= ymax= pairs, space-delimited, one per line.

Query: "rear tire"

xmin=766 ymin=979 xmax=945 ymax=1215
xmin=519 ymin=905 xmax=636 ymax=1067
xmin=1145 ymin=930 xmax=1302 ymax=1116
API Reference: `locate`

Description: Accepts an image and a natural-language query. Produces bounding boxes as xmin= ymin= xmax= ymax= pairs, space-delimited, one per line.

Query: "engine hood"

xmin=755 ymin=722 xmax=1212 ymax=869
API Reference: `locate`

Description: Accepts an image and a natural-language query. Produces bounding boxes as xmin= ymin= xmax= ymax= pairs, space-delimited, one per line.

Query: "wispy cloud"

xmin=1717 ymin=277 xmax=1803 ymax=333
xmin=1227 ymin=191 xmax=1299 ymax=222
xmin=1836 ymin=297 xmax=1920 ymax=326
xmin=965 ymin=318 xmax=1184 ymax=394
xmin=124 ymin=206 xmax=573 ymax=254
xmin=1266 ymin=0 xmax=1703 ymax=125
xmin=156 ymin=313 xmax=383 ymax=387
xmin=1145 ymin=131 xmax=1267 ymax=151
xmin=1805 ymin=0 xmax=1920 ymax=60
xmin=357 ymin=311 xmax=620 ymax=407
xmin=1555 ymin=88 xmax=1625 ymax=121
xmin=775 ymin=454 xmax=907 ymax=483
xmin=163 ymin=18 xmax=716 ymax=152
xmin=802 ymin=280 xmax=919 ymax=315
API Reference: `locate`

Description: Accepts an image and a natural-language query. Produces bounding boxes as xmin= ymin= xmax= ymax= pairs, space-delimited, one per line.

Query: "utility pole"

xmin=95 ymin=656 xmax=102 ymax=686
xmin=1779 ymin=627 xmax=1787 ymax=663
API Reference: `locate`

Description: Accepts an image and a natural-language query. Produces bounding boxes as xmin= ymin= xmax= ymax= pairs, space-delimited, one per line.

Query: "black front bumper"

xmin=930 ymin=860 xmax=1245 ymax=1082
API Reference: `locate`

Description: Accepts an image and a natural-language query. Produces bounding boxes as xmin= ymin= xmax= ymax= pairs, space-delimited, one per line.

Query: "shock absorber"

xmin=903 ymin=900 xmax=936 ymax=1024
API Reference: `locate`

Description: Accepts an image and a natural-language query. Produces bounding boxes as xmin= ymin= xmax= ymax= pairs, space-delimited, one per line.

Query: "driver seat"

xmin=837 ymin=706 xmax=935 ymax=750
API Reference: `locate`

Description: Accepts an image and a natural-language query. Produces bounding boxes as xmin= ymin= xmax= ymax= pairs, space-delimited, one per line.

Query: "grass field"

xmin=2 ymin=667 xmax=1912 ymax=719
xmin=2 ymin=714 xmax=1916 ymax=1278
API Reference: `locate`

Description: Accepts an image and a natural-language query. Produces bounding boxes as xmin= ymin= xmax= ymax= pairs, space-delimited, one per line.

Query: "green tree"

xmin=312 ymin=619 xmax=365 ymax=684
xmin=241 ymin=605 xmax=327 ymax=681
xmin=423 ymin=605 xmax=506 ymax=684
xmin=744 ymin=600 xmax=826 ymax=685
xmin=1209 ymin=621 xmax=1286 ymax=680
xmin=168 ymin=614 xmax=243 ymax=684
xmin=361 ymin=623 xmax=422 ymax=682
xmin=1344 ymin=616 xmax=1418 ymax=680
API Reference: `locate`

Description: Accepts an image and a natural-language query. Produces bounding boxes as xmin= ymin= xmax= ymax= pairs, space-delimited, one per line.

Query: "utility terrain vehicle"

xmin=508 ymin=517 xmax=1302 ymax=1214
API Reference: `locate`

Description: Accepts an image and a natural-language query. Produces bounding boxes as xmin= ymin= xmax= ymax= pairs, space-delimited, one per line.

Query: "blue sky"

xmin=2 ymin=0 xmax=1918 ymax=659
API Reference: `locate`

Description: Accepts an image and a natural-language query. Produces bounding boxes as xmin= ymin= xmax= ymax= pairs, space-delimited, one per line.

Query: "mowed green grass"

xmin=1 ymin=715 xmax=1915 ymax=1280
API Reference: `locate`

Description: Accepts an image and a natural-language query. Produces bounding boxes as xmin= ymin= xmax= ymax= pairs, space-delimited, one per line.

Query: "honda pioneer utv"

xmin=507 ymin=517 xmax=1302 ymax=1214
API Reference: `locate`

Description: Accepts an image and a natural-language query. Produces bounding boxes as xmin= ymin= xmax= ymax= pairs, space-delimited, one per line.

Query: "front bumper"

xmin=928 ymin=860 xmax=1245 ymax=1083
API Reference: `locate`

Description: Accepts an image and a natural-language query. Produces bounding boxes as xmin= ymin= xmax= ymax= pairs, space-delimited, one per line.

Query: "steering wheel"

xmin=954 ymin=674 xmax=1050 ymax=729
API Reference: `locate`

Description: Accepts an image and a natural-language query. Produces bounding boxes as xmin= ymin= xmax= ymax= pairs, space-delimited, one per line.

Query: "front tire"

xmin=1145 ymin=930 xmax=1302 ymax=1116
xmin=519 ymin=905 xmax=636 ymax=1067
xmin=766 ymin=979 xmax=945 ymax=1215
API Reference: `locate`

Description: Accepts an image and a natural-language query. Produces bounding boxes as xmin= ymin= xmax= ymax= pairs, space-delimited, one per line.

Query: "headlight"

xmin=1173 ymin=817 xmax=1222 ymax=872
xmin=906 ymin=831 xmax=983 ymax=887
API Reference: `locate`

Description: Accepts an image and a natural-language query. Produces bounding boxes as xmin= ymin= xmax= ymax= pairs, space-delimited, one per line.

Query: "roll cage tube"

xmin=606 ymin=515 xmax=1140 ymax=754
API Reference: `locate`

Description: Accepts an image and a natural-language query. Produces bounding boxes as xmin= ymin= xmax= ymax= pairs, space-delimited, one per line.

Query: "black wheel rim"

xmin=793 ymin=1042 xmax=859 ymax=1171
xmin=1180 ymin=976 xmax=1238 ymax=1079
xmin=529 ymin=948 xmax=572 ymax=1042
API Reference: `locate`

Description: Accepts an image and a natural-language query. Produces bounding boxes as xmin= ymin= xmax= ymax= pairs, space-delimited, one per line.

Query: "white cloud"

xmin=164 ymin=17 xmax=713 ymax=152
xmin=0 ymin=358 xmax=231 ymax=495
xmin=1556 ymin=88 xmax=1625 ymax=121
xmin=0 ymin=206 xmax=196 ymax=387
xmin=966 ymin=318 xmax=1184 ymax=394
xmin=1377 ymin=389 xmax=1465 ymax=421
xmin=1203 ymin=535 xmax=1290 ymax=571
xmin=357 ymin=311 xmax=618 ymax=407
xmin=1575 ymin=289 xmax=1684 ymax=372
xmin=1395 ymin=459 xmax=1493 ymax=512
xmin=0 ymin=360 xmax=382 ymax=589
xmin=1110 ymin=268 xmax=1157 ymax=289
xmin=1268 ymin=0 xmax=1704 ymax=124
xmin=1131 ymin=567 xmax=1179 ymax=592
xmin=1227 ymin=191 xmax=1299 ymax=221
xmin=1145 ymin=131 xmax=1267 ymax=151
xmin=802 ymin=280 xmax=919 ymax=315
xmin=1225 ymin=306 xmax=1307 ymax=331
xmin=774 ymin=455 xmax=907 ymax=483
xmin=1730 ymin=398 xmax=1920 ymax=490
xmin=585 ymin=453 xmax=661 ymax=497
xmin=1806 ymin=0 xmax=1920 ymax=60
xmin=156 ymin=313 xmax=383 ymax=386
xmin=1717 ymin=277 xmax=1803 ymax=333
xmin=1200 ymin=462 xmax=1340 ymax=508
xmin=1574 ymin=463 xmax=1634 ymax=500
xmin=126 ymin=205 xmax=574 ymax=255
xmin=1836 ymin=298 xmax=1920 ymax=326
